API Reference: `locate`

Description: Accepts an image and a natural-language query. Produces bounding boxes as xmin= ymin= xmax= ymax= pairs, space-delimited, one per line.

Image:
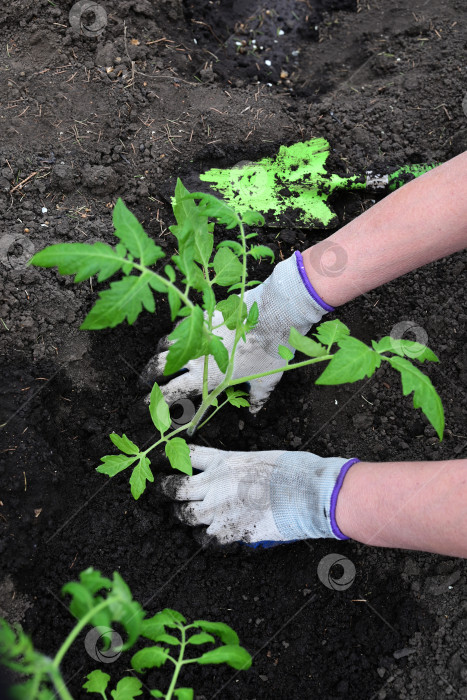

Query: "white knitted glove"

xmin=161 ymin=445 xmax=359 ymax=546
xmin=141 ymin=252 xmax=333 ymax=413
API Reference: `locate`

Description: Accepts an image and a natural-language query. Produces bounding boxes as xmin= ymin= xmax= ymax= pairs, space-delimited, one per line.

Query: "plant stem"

xmin=49 ymin=667 xmax=75 ymax=700
xmin=227 ymin=354 xmax=332 ymax=385
xmin=165 ymin=625 xmax=187 ymax=700
xmin=52 ymin=598 xmax=116 ymax=669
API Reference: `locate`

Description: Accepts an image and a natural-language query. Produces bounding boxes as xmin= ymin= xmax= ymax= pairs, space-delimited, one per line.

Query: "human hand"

xmin=140 ymin=252 xmax=333 ymax=414
xmin=160 ymin=445 xmax=358 ymax=546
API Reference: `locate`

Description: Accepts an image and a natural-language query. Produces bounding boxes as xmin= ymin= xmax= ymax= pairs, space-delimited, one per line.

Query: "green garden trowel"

xmin=194 ymin=137 xmax=437 ymax=228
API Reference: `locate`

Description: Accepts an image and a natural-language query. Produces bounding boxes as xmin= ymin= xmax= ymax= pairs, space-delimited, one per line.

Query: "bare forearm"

xmin=335 ymin=459 xmax=467 ymax=557
xmin=303 ymin=151 xmax=467 ymax=307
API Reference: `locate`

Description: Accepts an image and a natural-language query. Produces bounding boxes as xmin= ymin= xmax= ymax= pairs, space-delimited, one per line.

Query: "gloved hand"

xmin=161 ymin=445 xmax=359 ymax=546
xmin=140 ymin=251 xmax=334 ymax=413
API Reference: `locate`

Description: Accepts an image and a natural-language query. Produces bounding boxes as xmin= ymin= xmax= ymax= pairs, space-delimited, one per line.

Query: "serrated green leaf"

xmin=372 ymin=337 xmax=439 ymax=363
xmin=111 ymin=678 xmax=143 ymax=700
xmin=289 ymin=327 xmax=326 ymax=358
xmin=149 ymin=382 xmax=171 ymax=434
xmin=61 ymin=582 xmax=95 ymax=620
xmin=197 ymin=645 xmax=252 ymax=670
xmin=278 ymin=344 xmax=294 ymax=361
xmin=113 ymin=199 xmax=164 ymax=266
xmin=80 ymin=273 xmax=155 ymax=330
xmin=83 ymin=669 xmax=110 ymax=695
xmin=145 ymin=609 xmax=186 ymax=629
xmin=97 ymin=454 xmax=138 ymax=477
xmin=189 ymin=192 xmax=240 ymax=229
xmin=213 ymin=248 xmax=243 ymax=287
xmin=30 ymin=242 xmax=125 ymax=284
xmin=249 ymin=244 xmax=274 ymax=262
xmin=192 ymin=620 xmax=239 ymax=645
xmin=216 ymin=295 xmax=246 ymax=330
xmin=244 ymin=301 xmax=259 ymax=333
xmin=194 ymin=231 xmax=214 ymax=267
xmin=208 ymin=335 xmax=229 ymax=373
xmin=226 ymin=388 xmax=250 ymax=408
xmin=387 ymin=355 xmax=444 ymax=439
xmin=129 ymin=455 xmax=154 ymax=499
xmin=165 ymin=306 xmax=205 ymax=375
xmin=217 ymin=239 xmax=243 ymax=255
xmin=110 ymin=573 xmax=145 ymax=650
xmin=187 ymin=632 xmax=215 ymax=645
xmin=316 ymin=336 xmax=381 ymax=385
xmin=131 ymin=646 xmax=171 ymax=672
xmin=109 ymin=433 xmax=140 ymax=455
xmin=165 ymin=438 xmax=192 ymax=476
xmin=78 ymin=568 xmax=112 ymax=596
xmin=314 ymin=319 xmax=350 ymax=347
xmin=203 ymin=287 xmax=216 ymax=316
xmin=174 ymin=689 xmax=194 ymax=700
xmin=242 ymin=210 xmax=265 ymax=226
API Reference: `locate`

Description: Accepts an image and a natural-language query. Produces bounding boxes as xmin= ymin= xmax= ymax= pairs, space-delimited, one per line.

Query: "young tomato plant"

xmin=0 ymin=568 xmax=252 ymax=700
xmin=30 ymin=181 xmax=444 ymax=499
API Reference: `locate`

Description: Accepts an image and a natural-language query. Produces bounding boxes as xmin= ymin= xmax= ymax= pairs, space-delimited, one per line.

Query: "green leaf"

xmin=187 ymin=632 xmax=215 ymax=645
xmin=197 ymin=645 xmax=252 ymax=670
xmin=248 ymin=245 xmax=274 ymax=262
xmin=30 ymin=242 xmax=126 ymax=284
xmin=192 ymin=621 xmax=239 ymax=645
xmin=174 ymin=689 xmax=194 ymax=700
xmin=226 ymin=388 xmax=250 ymax=408
xmin=61 ymin=581 xmax=95 ymax=620
xmin=242 ymin=210 xmax=265 ymax=226
xmin=165 ymin=438 xmax=192 ymax=476
xmin=129 ymin=455 xmax=154 ymax=499
xmin=289 ymin=328 xmax=326 ymax=358
xmin=217 ymin=239 xmax=243 ymax=255
xmin=213 ymin=248 xmax=243 ymax=287
xmin=244 ymin=301 xmax=259 ymax=334
xmin=194 ymin=231 xmax=214 ymax=267
xmin=131 ymin=646 xmax=171 ymax=671
xmin=316 ymin=336 xmax=381 ymax=385
xmin=216 ymin=295 xmax=247 ymax=330
xmin=80 ymin=273 xmax=155 ymax=330
xmin=278 ymin=345 xmax=294 ymax=362
xmin=165 ymin=306 xmax=205 ymax=375
xmin=109 ymin=433 xmax=140 ymax=455
xmin=149 ymin=382 xmax=171 ymax=434
xmin=78 ymin=568 xmax=112 ymax=596
xmin=113 ymin=199 xmax=164 ymax=266
xmin=150 ymin=692 xmax=164 ymax=698
xmin=111 ymin=678 xmax=143 ymax=700
xmin=146 ymin=609 xmax=186 ymax=628
xmin=203 ymin=287 xmax=216 ymax=316
xmin=97 ymin=454 xmax=138 ymax=477
xmin=208 ymin=335 xmax=229 ymax=373
xmin=314 ymin=319 xmax=350 ymax=347
xmin=189 ymin=192 xmax=240 ymax=229
xmin=83 ymin=669 xmax=110 ymax=695
xmin=150 ymin=632 xmax=180 ymax=645
xmin=387 ymin=355 xmax=444 ymax=440
xmin=372 ymin=337 xmax=439 ymax=363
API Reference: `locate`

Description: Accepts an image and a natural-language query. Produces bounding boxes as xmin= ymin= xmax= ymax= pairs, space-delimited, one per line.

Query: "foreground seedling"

xmin=0 ymin=568 xmax=251 ymax=700
xmin=30 ymin=182 xmax=444 ymax=498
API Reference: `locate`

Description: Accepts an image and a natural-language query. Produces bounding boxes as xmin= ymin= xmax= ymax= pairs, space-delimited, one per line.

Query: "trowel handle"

xmin=365 ymin=163 xmax=439 ymax=192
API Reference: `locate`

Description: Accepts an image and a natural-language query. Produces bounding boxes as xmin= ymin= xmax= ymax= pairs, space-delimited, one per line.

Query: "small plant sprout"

xmin=30 ymin=181 xmax=444 ymax=499
xmin=0 ymin=567 xmax=252 ymax=700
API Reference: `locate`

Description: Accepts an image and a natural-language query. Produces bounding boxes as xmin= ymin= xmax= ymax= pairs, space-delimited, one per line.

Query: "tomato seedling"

xmin=30 ymin=181 xmax=444 ymax=498
xmin=0 ymin=567 xmax=251 ymax=700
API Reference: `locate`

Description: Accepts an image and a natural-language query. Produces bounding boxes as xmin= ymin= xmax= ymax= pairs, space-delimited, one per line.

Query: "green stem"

xmin=165 ymin=625 xmax=187 ymax=700
xmin=227 ymin=354 xmax=332 ymax=385
xmin=52 ymin=598 xmax=117 ymax=669
xmin=130 ymin=261 xmax=195 ymax=311
xmin=49 ymin=667 xmax=75 ymax=700
xmin=141 ymin=423 xmax=189 ymax=457
xmin=196 ymin=397 xmax=231 ymax=430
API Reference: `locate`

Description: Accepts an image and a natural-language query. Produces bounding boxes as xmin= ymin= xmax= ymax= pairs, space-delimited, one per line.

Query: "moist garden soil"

xmin=1 ymin=0 xmax=467 ymax=698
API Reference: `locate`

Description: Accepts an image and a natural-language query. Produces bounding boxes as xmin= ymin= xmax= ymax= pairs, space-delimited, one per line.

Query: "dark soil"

xmin=1 ymin=0 xmax=467 ymax=698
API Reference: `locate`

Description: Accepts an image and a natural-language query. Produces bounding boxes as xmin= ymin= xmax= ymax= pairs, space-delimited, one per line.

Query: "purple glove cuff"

xmin=294 ymin=250 xmax=335 ymax=313
xmin=330 ymin=458 xmax=360 ymax=540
